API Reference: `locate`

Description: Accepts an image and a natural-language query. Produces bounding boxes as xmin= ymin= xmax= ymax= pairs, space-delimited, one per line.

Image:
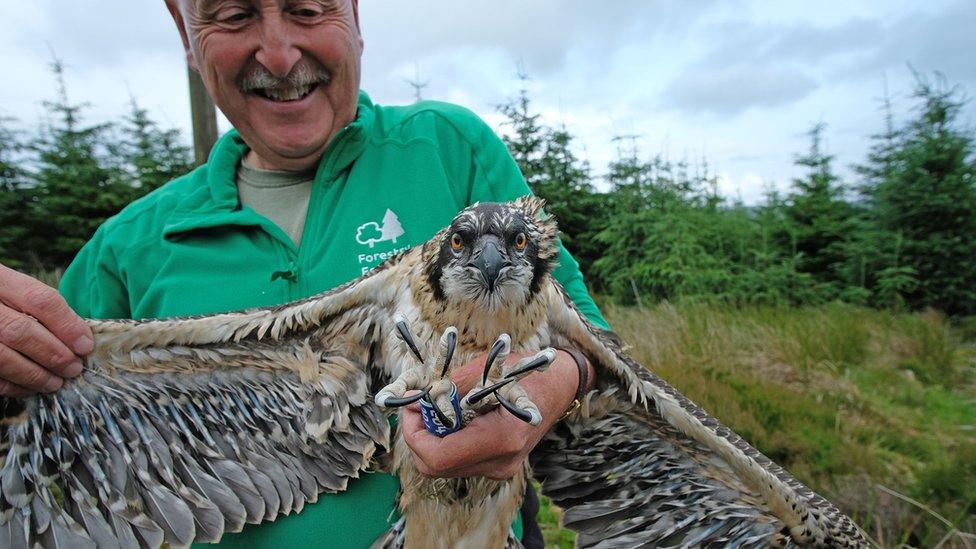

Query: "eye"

xmin=514 ymin=233 xmax=527 ymax=251
xmin=450 ymin=233 xmax=464 ymax=251
xmin=215 ymin=7 xmax=254 ymax=25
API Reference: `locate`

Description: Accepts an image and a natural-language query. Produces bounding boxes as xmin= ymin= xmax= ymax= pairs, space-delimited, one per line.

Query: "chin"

xmin=478 ymin=285 xmax=531 ymax=311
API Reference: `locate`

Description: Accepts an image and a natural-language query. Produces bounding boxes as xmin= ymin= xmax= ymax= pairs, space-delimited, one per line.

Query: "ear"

xmin=514 ymin=195 xmax=546 ymax=219
xmin=165 ymin=0 xmax=199 ymax=71
xmin=350 ymin=0 xmax=364 ymax=52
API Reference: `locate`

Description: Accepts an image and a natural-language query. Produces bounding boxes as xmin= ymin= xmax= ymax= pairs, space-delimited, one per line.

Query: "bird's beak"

xmin=472 ymin=238 xmax=507 ymax=292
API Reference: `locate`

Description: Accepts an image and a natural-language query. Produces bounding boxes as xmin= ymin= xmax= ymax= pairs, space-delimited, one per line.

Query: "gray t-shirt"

xmin=236 ymin=159 xmax=315 ymax=246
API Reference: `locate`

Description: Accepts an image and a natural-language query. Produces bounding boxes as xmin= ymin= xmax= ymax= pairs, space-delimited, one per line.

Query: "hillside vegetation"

xmin=539 ymin=303 xmax=976 ymax=548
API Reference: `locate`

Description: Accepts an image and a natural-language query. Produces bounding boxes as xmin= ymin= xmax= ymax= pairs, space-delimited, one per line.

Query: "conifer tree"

xmin=497 ymin=69 xmax=604 ymax=279
xmin=866 ymin=75 xmax=976 ymax=315
xmin=498 ymin=69 xmax=545 ymax=186
xmin=595 ymin=147 xmax=726 ymax=304
xmin=115 ymin=98 xmax=192 ymax=193
xmin=0 ymin=118 xmax=32 ymax=270
xmin=781 ymin=124 xmax=858 ymax=300
xmin=28 ymin=60 xmax=129 ymax=269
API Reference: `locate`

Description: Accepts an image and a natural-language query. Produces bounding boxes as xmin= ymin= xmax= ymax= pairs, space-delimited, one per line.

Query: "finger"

xmin=404 ymin=409 xmax=527 ymax=476
xmin=0 ymin=344 xmax=64 ymax=393
xmin=0 ymin=265 xmax=93 ymax=355
xmin=400 ymin=407 xmax=428 ymax=437
xmin=0 ymin=379 xmax=31 ymax=398
xmin=450 ymin=358 xmax=488 ymax=395
xmin=0 ymin=302 xmax=83 ymax=377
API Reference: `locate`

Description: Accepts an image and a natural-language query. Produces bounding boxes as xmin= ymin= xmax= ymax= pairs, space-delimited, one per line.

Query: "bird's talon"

xmin=433 ymin=404 xmax=455 ymax=430
xmin=394 ymin=313 xmax=424 ymax=363
xmin=504 ymin=348 xmax=556 ymax=379
xmin=432 ymin=327 xmax=458 ymax=379
xmin=482 ymin=334 xmax=511 ymax=384
xmin=496 ymin=393 xmax=536 ymax=424
xmin=464 ymin=377 xmax=516 ymax=405
xmin=379 ymin=387 xmax=431 ymax=408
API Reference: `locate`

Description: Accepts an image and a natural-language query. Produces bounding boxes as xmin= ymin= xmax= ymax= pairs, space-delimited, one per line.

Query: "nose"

xmin=472 ymin=239 xmax=507 ymax=292
xmin=255 ymin=14 xmax=301 ymax=77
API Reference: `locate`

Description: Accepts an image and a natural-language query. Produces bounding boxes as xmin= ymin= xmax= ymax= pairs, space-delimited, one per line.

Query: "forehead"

xmin=452 ymin=204 xmax=527 ymax=234
xmin=189 ymin=0 xmax=346 ymax=14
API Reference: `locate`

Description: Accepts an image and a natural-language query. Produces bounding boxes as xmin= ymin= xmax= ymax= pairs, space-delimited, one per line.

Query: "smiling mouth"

xmin=251 ymin=83 xmax=319 ymax=102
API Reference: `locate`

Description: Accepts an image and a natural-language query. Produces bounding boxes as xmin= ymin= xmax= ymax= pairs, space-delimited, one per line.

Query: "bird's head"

xmin=423 ymin=197 xmax=558 ymax=310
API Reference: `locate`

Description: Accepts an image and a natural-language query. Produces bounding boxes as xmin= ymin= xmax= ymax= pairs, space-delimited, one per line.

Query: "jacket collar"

xmin=164 ymin=91 xmax=375 ymax=238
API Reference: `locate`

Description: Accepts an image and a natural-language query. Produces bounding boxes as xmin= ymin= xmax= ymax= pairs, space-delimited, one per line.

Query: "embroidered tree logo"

xmin=356 ymin=209 xmax=405 ymax=248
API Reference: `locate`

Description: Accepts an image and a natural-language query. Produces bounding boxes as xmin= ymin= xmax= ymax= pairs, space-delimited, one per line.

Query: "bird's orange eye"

xmin=515 ymin=233 xmax=527 ymax=251
xmin=450 ymin=233 xmax=463 ymax=251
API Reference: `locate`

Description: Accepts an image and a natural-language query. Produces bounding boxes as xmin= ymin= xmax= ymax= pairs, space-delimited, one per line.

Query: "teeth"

xmin=260 ymin=84 xmax=313 ymax=101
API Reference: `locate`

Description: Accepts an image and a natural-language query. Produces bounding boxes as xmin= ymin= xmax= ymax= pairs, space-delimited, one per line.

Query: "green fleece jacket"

xmin=60 ymin=91 xmax=608 ymax=547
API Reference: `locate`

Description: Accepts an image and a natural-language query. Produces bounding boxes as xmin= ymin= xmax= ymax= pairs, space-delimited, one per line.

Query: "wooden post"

xmin=187 ymin=66 xmax=218 ymax=166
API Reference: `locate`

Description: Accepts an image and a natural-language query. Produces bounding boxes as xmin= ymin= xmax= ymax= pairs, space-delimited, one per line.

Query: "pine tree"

xmin=866 ymin=74 xmax=976 ymax=315
xmin=780 ymin=124 xmax=858 ymax=300
xmin=27 ymin=60 xmax=130 ymax=269
xmin=0 ymin=118 xmax=32 ymax=270
xmin=595 ymin=148 xmax=727 ymax=304
xmin=115 ymin=97 xmax=192 ymax=194
xmin=498 ymin=69 xmax=546 ymax=187
xmin=496 ymin=71 xmax=604 ymax=280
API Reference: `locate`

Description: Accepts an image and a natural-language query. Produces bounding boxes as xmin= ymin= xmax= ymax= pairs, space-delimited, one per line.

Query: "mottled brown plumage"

xmin=0 ymin=197 xmax=870 ymax=548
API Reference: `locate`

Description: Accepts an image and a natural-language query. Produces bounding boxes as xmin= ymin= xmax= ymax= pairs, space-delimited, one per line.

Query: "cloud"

xmin=2 ymin=1 xmax=180 ymax=68
xmin=662 ymin=65 xmax=819 ymax=116
xmin=675 ymin=0 xmax=976 ymax=92
xmin=359 ymin=0 xmax=712 ymax=106
xmin=849 ymin=0 xmax=976 ymax=84
xmin=362 ymin=0 xmax=687 ymax=73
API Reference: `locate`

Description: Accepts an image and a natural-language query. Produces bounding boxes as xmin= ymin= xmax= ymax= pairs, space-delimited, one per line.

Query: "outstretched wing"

xmin=0 ymin=254 xmax=414 ymax=548
xmin=532 ymin=282 xmax=871 ymax=548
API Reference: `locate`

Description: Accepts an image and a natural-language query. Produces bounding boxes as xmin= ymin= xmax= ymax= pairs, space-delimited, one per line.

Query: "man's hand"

xmin=0 ymin=264 xmax=93 ymax=397
xmin=401 ymin=349 xmax=593 ymax=480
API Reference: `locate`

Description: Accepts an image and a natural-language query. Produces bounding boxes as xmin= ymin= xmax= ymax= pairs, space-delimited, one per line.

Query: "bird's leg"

xmin=495 ymin=349 xmax=556 ymax=425
xmin=375 ymin=318 xmax=463 ymax=435
xmin=495 ymin=348 xmax=556 ymax=425
xmin=460 ymin=345 xmax=556 ymax=425
xmin=374 ymin=314 xmax=434 ymax=408
xmin=459 ymin=334 xmax=511 ymax=421
xmin=419 ymin=328 xmax=460 ymax=431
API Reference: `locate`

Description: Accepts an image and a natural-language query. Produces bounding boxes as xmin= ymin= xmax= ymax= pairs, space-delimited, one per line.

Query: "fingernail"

xmin=44 ymin=377 xmax=63 ymax=393
xmin=64 ymin=360 xmax=84 ymax=378
xmin=72 ymin=335 xmax=94 ymax=355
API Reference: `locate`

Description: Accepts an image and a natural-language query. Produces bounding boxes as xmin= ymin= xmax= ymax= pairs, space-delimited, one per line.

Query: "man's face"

xmin=168 ymin=0 xmax=363 ymax=171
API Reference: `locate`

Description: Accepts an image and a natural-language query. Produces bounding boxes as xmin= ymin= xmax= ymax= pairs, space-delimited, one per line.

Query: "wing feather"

xmin=0 ymin=257 xmax=409 ymax=547
xmin=536 ymin=281 xmax=871 ymax=548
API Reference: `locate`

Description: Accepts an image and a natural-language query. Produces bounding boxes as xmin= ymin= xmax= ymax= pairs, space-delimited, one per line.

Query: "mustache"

xmin=238 ymin=60 xmax=331 ymax=92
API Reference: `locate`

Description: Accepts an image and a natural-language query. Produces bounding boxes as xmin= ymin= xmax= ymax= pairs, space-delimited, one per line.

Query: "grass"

xmin=537 ymin=302 xmax=976 ymax=548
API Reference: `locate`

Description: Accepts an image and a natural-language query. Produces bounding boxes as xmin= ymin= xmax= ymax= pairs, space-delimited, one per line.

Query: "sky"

xmin=1 ymin=1 xmax=974 ymax=203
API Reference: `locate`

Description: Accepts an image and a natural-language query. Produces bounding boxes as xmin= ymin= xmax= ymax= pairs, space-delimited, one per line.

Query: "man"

xmin=0 ymin=0 xmax=608 ymax=546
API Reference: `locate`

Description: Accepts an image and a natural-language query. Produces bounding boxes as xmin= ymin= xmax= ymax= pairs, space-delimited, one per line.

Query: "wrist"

xmin=556 ymin=347 xmax=591 ymax=417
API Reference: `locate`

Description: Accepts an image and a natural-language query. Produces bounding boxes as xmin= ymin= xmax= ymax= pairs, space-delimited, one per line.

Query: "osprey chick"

xmin=0 ymin=198 xmax=870 ymax=549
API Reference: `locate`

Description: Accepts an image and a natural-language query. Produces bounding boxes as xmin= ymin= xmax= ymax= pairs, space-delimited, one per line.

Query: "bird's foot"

xmin=460 ymin=334 xmax=555 ymax=426
xmin=374 ymin=315 xmax=461 ymax=432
